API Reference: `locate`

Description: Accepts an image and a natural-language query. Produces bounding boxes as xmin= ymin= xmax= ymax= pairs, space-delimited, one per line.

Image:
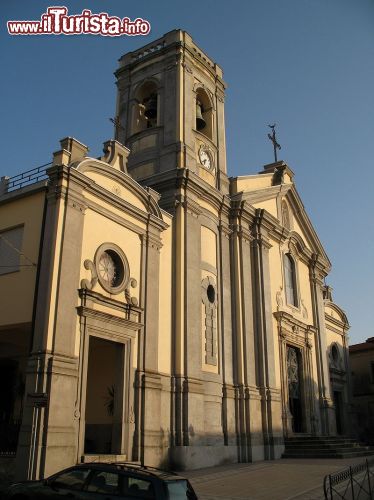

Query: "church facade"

xmin=0 ymin=30 xmax=352 ymax=480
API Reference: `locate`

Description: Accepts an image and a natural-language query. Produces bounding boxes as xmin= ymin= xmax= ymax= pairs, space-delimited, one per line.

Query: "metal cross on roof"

xmin=267 ymin=123 xmax=281 ymax=162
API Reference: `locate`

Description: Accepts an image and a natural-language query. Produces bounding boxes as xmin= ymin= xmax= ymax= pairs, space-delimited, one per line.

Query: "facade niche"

xmin=195 ymin=88 xmax=213 ymax=140
xmin=131 ymin=81 xmax=158 ymax=134
xmin=281 ymin=201 xmax=291 ymax=230
xmin=201 ymin=276 xmax=217 ymax=365
xmin=284 ymin=253 xmax=299 ymax=307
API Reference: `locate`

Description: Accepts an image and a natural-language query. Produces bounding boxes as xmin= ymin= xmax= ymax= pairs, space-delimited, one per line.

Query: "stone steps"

xmin=282 ymin=436 xmax=374 ymax=459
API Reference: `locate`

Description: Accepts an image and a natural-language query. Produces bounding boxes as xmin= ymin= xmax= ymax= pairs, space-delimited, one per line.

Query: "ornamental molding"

xmin=81 ymin=244 xmax=138 ymax=305
xmin=274 ymin=310 xmax=316 ymax=344
xmin=74 ymin=158 xmax=166 ymax=227
xmin=301 ymin=299 xmax=308 ymax=320
xmin=198 ymin=144 xmax=215 ymax=172
xmin=182 ymin=62 xmax=193 ymax=74
xmin=218 ymin=221 xmax=232 ymax=239
xmin=276 ymin=289 xmax=284 ymax=308
xmin=81 ymin=259 xmax=98 ymax=291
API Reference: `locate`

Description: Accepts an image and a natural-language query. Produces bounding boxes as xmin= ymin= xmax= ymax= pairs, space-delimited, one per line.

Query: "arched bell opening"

xmin=195 ymin=88 xmax=213 ymax=140
xmin=131 ymin=81 xmax=159 ymax=134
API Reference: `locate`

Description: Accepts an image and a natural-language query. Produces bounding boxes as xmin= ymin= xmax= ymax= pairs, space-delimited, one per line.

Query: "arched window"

xmin=284 ymin=253 xmax=298 ymax=307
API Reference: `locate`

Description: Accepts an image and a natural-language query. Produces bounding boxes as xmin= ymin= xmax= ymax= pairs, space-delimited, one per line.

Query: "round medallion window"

xmin=95 ymin=243 xmax=129 ymax=294
xmin=207 ymin=284 xmax=216 ymax=304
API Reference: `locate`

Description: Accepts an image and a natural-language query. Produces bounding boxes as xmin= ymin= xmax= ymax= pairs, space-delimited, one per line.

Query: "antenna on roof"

xmin=109 ymin=116 xmax=125 ymax=138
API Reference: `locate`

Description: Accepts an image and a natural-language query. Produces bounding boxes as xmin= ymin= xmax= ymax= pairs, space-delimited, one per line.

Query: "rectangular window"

xmin=0 ymin=226 xmax=24 ymax=275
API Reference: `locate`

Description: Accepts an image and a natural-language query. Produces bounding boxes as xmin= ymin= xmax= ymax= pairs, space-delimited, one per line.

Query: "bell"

xmin=144 ymin=94 xmax=157 ymax=120
xmin=196 ymin=100 xmax=206 ymax=131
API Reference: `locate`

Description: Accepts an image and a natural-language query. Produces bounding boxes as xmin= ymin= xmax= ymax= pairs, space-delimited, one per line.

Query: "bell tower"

xmin=115 ymin=31 xmax=235 ymax=467
xmin=114 ymin=29 xmax=229 ymax=202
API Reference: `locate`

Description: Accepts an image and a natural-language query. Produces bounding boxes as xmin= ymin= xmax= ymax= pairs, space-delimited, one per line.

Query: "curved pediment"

xmin=325 ymin=301 xmax=349 ymax=326
xmin=288 ymin=231 xmax=307 ymax=255
xmin=75 ymin=158 xmax=163 ymax=220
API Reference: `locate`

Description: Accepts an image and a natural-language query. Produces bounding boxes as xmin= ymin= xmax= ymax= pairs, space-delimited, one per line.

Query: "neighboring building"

xmin=0 ymin=30 xmax=352 ymax=480
xmin=350 ymin=338 xmax=374 ymax=444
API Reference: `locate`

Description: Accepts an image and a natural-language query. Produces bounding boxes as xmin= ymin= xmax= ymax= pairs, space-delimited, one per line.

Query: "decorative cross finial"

xmin=267 ymin=123 xmax=281 ymax=162
xmin=109 ymin=116 xmax=125 ymax=138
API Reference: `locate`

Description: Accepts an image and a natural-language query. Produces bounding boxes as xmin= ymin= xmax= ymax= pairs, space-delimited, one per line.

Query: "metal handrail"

xmin=5 ymin=162 xmax=51 ymax=192
xmin=324 ymin=457 xmax=374 ymax=499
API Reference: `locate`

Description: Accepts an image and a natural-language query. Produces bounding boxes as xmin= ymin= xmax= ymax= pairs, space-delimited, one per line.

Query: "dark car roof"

xmin=72 ymin=462 xmax=186 ymax=481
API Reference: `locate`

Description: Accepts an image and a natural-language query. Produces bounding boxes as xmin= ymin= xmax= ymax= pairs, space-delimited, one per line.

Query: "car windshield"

xmin=165 ymin=479 xmax=196 ymax=499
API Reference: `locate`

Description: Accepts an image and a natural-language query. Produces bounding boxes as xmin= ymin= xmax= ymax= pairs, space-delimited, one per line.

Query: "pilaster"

xmin=16 ymin=163 xmax=86 ymax=480
xmin=309 ymin=254 xmax=336 ymax=435
xmin=251 ymin=209 xmax=283 ymax=459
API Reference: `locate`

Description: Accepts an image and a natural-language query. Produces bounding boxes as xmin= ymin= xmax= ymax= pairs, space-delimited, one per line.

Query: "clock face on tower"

xmin=199 ymin=147 xmax=213 ymax=170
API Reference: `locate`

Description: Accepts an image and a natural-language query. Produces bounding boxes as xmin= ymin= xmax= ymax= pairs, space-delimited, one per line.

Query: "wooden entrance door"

xmin=287 ymin=346 xmax=303 ymax=433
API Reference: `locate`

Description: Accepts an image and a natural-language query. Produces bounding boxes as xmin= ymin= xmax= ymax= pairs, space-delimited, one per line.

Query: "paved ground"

xmin=180 ymin=457 xmax=368 ymax=500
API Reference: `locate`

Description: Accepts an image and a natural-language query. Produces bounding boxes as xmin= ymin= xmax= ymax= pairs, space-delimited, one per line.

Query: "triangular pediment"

xmin=283 ymin=185 xmax=330 ymax=266
xmin=233 ymin=180 xmax=330 ymax=267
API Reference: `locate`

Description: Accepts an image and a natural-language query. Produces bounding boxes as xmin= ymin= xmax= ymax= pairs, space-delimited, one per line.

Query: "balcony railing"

xmin=1 ymin=162 xmax=51 ymax=195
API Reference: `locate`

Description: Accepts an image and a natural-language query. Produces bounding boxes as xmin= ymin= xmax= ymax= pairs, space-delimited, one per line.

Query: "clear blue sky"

xmin=1 ymin=0 xmax=373 ymax=344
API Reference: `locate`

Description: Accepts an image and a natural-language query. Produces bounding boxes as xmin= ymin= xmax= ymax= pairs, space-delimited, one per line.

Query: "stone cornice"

xmin=231 ymin=183 xmax=292 ymax=206
xmin=251 ymin=208 xmax=277 ymax=246
xmin=230 ymin=199 xmax=256 ymax=226
xmin=180 ymin=169 xmax=231 ymax=213
xmin=0 ymin=182 xmax=47 ymax=206
xmin=230 ymin=223 xmax=253 ymax=244
xmin=53 ymin=162 xmax=169 ymax=233
xmin=274 ymin=310 xmax=316 ymax=335
xmin=77 ymin=305 xmax=142 ymax=331
xmin=309 ymin=252 xmax=330 ymax=281
xmin=86 ymin=181 xmax=167 ymax=232
xmin=325 ymin=312 xmax=350 ymax=332
xmin=218 ymin=220 xmax=232 ymax=239
xmin=74 ymin=158 xmax=166 ymax=221
xmin=79 ymin=288 xmax=143 ymax=314
xmin=140 ymin=168 xmax=231 ymax=216
xmin=324 ymin=300 xmax=349 ymax=328
xmin=116 ymin=37 xmax=226 ymax=89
